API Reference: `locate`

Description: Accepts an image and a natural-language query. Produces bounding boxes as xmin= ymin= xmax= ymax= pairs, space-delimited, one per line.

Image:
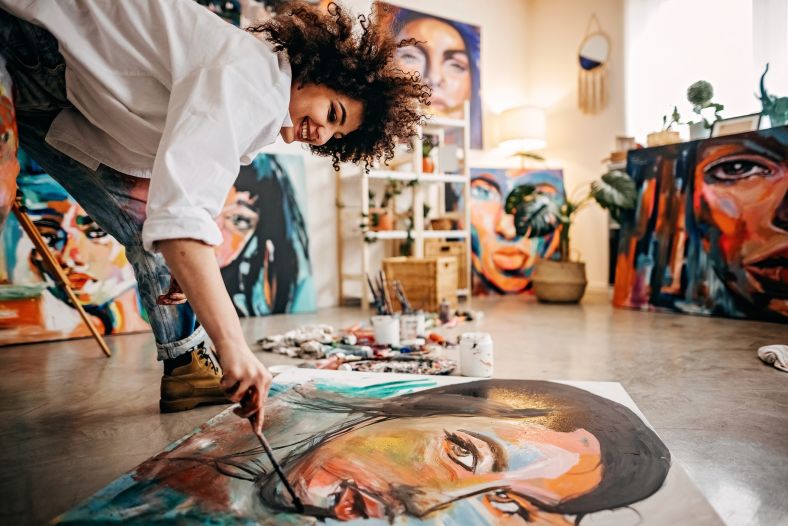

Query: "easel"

xmin=11 ymin=194 xmax=112 ymax=357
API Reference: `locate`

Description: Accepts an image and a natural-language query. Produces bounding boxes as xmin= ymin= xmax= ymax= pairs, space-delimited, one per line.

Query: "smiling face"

xmin=471 ymin=170 xmax=563 ymax=293
xmin=280 ymin=83 xmax=364 ymax=146
xmin=395 ymin=18 xmax=471 ymax=118
xmin=694 ymin=135 xmax=788 ymax=318
xmin=278 ymin=415 xmax=601 ymax=521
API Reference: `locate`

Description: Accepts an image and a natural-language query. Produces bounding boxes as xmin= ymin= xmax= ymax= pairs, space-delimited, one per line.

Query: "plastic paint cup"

xmin=400 ymin=312 xmax=426 ymax=340
xmin=458 ymin=332 xmax=494 ymax=377
xmin=372 ymin=315 xmax=400 ymax=346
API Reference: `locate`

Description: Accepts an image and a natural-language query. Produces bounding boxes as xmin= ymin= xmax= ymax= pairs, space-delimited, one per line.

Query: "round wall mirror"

xmin=578 ymin=33 xmax=610 ymax=71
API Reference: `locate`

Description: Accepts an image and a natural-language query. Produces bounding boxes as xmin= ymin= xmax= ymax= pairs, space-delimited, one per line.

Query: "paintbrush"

xmin=249 ymin=420 xmax=305 ymax=512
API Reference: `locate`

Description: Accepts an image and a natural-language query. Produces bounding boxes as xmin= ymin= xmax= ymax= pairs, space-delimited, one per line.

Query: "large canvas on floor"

xmin=55 ymin=369 xmax=721 ymax=525
xmin=613 ymin=126 xmax=787 ymax=323
xmin=470 ymin=168 xmax=565 ymax=295
xmin=382 ymin=4 xmax=483 ymax=149
xmin=0 ymin=153 xmax=315 ymax=345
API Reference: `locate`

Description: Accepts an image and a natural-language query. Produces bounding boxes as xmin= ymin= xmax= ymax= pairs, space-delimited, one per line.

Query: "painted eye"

xmin=444 ymin=430 xmax=477 ymax=472
xmin=0 ymin=131 xmax=9 ymax=144
xmin=704 ymin=156 xmax=772 ymax=182
xmin=230 ymin=214 xmax=254 ymax=231
xmin=85 ymin=226 xmax=108 ymax=239
xmin=471 ymin=181 xmax=501 ymax=202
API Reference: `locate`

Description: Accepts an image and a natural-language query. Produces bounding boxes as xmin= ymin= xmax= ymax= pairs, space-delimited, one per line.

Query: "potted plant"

xmin=686 ymin=80 xmax=724 ymax=140
xmin=422 ymin=135 xmax=438 ymax=173
xmin=505 ymin=170 xmax=637 ymax=303
xmin=647 ymin=106 xmax=682 ymax=147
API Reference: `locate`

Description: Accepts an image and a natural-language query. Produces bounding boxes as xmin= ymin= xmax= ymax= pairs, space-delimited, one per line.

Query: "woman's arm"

xmin=158 ymin=238 xmax=271 ymax=432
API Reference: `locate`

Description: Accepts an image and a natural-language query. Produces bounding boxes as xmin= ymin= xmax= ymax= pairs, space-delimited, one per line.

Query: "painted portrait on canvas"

xmin=614 ymin=126 xmax=787 ymax=322
xmin=54 ymin=369 xmax=722 ymax=525
xmin=382 ymin=4 xmax=483 ymax=149
xmin=0 ymin=156 xmax=150 ymax=344
xmin=470 ymin=169 xmax=565 ymax=295
xmin=218 ymin=154 xmax=316 ymax=316
xmin=0 ymin=153 xmax=315 ymax=345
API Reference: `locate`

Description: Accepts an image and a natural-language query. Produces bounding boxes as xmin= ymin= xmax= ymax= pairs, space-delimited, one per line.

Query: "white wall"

xmin=625 ymin=0 xmax=788 ymax=144
xmin=525 ymin=0 xmax=626 ymax=290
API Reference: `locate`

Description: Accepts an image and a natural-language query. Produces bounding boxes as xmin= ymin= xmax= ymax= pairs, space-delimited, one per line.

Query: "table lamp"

xmin=498 ymin=106 xmax=547 ymax=168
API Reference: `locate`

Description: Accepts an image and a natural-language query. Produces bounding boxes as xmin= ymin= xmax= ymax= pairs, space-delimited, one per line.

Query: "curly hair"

xmin=248 ymin=1 xmax=431 ymax=170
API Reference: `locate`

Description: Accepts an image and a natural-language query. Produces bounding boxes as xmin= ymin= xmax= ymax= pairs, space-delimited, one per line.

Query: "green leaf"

xmin=505 ymin=184 xmax=561 ymax=237
xmin=590 ymin=170 xmax=637 ymax=222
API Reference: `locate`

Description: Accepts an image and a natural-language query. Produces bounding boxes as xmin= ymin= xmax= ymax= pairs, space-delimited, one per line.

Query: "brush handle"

xmin=252 ymin=425 xmax=304 ymax=512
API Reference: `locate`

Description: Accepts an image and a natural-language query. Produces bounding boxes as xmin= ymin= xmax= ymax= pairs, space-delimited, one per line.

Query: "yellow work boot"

xmin=160 ymin=347 xmax=230 ymax=413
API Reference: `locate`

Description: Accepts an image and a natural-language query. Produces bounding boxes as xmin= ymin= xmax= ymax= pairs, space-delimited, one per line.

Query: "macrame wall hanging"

xmin=577 ymin=14 xmax=611 ymax=115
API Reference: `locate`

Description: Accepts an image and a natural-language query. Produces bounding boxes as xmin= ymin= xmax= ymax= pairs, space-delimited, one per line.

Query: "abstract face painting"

xmin=383 ymin=4 xmax=483 ymax=148
xmin=55 ymin=370 xmax=722 ymax=525
xmin=217 ymin=154 xmax=316 ymax=316
xmin=614 ymin=126 xmax=787 ymax=322
xmin=470 ymin=169 xmax=565 ymax=294
xmin=0 ymin=160 xmax=149 ymax=343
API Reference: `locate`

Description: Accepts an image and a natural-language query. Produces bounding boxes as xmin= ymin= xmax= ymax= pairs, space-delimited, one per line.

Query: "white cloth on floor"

xmin=757 ymin=345 xmax=788 ymax=372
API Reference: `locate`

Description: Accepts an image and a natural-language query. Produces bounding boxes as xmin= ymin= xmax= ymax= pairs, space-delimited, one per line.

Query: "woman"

xmin=65 ymin=378 xmax=671 ymax=523
xmin=218 ymin=155 xmax=313 ymax=316
xmin=0 ymin=1 xmax=428 ymax=424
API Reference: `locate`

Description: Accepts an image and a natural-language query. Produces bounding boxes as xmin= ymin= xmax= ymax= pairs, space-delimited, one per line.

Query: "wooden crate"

xmin=424 ymin=240 xmax=468 ymax=290
xmin=382 ymin=257 xmax=458 ymax=313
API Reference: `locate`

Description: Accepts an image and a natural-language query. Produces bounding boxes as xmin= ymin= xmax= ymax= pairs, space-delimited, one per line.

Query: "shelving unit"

xmin=336 ymin=102 xmax=472 ymax=310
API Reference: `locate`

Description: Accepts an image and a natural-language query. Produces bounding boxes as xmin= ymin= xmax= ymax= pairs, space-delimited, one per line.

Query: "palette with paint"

xmin=54 ymin=369 xmax=722 ymax=524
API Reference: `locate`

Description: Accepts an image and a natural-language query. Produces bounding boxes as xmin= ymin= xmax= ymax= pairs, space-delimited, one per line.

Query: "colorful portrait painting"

xmin=217 ymin=154 xmax=316 ymax=316
xmin=470 ymin=168 xmax=565 ymax=295
xmin=614 ymin=126 xmax=787 ymax=323
xmin=0 ymin=153 xmax=315 ymax=345
xmin=0 ymin=155 xmax=150 ymax=344
xmin=382 ymin=4 xmax=483 ymax=149
xmin=53 ymin=369 xmax=722 ymax=525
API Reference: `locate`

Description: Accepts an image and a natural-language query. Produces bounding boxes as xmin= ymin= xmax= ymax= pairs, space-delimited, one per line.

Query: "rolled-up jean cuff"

xmin=155 ymin=325 xmax=208 ymax=360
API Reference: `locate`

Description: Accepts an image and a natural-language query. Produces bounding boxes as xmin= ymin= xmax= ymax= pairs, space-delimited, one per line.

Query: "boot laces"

xmin=196 ymin=347 xmax=219 ymax=375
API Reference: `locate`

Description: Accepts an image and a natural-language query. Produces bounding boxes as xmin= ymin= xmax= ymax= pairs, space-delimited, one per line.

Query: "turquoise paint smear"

xmin=313 ymin=378 xmax=438 ymax=399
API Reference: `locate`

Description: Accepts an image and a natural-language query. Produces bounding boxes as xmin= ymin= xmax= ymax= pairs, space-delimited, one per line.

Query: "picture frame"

xmin=711 ymin=112 xmax=762 ymax=137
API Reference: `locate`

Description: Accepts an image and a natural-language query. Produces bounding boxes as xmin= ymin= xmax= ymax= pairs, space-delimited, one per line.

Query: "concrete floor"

xmin=0 ymin=292 xmax=786 ymax=525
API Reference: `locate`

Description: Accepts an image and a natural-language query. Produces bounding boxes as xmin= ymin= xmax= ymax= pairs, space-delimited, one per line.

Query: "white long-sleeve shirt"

xmin=1 ymin=0 xmax=292 ymax=251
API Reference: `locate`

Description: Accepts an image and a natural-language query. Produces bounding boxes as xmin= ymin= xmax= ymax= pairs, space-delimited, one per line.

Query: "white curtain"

xmin=624 ymin=0 xmax=788 ymax=142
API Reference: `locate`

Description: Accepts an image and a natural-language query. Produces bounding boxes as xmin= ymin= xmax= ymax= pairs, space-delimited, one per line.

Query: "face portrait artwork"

xmin=383 ymin=4 xmax=483 ymax=148
xmin=0 ymin=159 xmax=149 ymax=344
xmin=216 ymin=154 xmax=316 ymax=316
xmin=54 ymin=369 xmax=722 ymax=525
xmin=470 ymin=169 xmax=565 ymax=294
xmin=614 ymin=126 xmax=787 ymax=322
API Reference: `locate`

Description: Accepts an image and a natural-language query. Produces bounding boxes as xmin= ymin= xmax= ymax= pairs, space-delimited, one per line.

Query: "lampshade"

xmin=498 ymin=106 xmax=547 ymax=152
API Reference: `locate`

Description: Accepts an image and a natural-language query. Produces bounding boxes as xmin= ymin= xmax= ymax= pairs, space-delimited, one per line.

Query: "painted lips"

xmin=331 ymin=482 xmax=387 ymax=520
xmin=492 ymin=247 xmax=529 ymax=271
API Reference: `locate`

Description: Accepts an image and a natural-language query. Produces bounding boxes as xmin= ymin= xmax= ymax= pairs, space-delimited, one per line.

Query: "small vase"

xmin=422 ymin=157 xmax=435 ymax=173
xmin=689 ymin=122 xmax=710 ymax=141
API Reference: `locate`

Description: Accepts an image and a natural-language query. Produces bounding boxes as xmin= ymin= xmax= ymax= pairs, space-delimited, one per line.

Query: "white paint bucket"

xmin=400 ymin=312 xmax=426 ymax=340
xmin=372 ymin=315 xmax=400 ymax=346
xmin=459 ymin=332 xmax=494 ymax=377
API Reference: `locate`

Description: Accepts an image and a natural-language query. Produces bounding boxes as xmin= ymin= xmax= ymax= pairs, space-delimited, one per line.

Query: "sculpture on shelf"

xmin=758 ymin=63 xmax=788 ymax=127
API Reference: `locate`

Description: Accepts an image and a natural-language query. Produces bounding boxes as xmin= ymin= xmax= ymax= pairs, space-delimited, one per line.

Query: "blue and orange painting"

xmin=0 ymin=153 xmax=316 ymax=345
xmin=614 ymin=126 xmax=788 ymax=323
xmin=469 ymin=168 xmax=565 ymax=295
xmin=51 ymin=368 xmax=721 ymax=525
